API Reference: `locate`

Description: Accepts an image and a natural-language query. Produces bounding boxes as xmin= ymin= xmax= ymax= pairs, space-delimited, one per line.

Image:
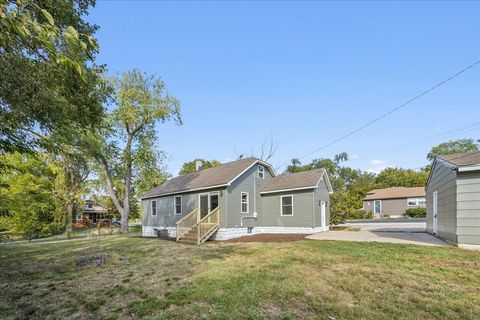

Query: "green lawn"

xmin=0 ymin=236 xmax=479 ymax=320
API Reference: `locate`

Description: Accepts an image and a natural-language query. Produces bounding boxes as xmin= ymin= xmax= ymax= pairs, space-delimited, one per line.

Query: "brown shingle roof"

xmin=363 ymin=187 xmax=425 ymax=201
xmin=438 ymin=151 xmax=480 ymax=167
xmin=261 ymin=169 xmax=327 ymax=194
xmin=142 ymin=157 xmax=261 ymax=198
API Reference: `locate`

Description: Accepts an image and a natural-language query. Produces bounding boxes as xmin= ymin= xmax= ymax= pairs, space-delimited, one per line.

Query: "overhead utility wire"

xmin=276 ymin=59 xmax=480 ymax=171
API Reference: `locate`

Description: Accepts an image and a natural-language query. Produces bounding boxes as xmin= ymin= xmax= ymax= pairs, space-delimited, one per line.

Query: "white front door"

xmin=432 ymin=191 xmax=438 ymax=234
xmin=320 ymin=201 xmax=326 ymax=231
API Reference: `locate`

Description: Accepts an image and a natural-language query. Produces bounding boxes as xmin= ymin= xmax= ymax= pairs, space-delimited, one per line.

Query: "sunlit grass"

xmin=0 ymin=235 xmax=479 ymax=319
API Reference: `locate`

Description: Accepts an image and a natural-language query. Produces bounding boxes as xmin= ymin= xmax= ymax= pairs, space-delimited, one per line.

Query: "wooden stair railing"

xmin=176 ymin=208 xmax=199 ymax=241
xmin=176 ymin=207 xmax=220 ymax=244
xmin=196 ymin=207 xmax=220 ymax=244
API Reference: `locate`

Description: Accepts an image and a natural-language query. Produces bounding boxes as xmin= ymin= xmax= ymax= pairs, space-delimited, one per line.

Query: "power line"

xmin=361 ymin=123 xmax=480 ymax=158
xmin=276 ymin=59 xmax=480 ymax=171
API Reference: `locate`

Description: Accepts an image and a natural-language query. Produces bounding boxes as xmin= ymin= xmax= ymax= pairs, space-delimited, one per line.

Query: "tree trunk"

xmin=121 ymin=134 xmax=133 ymax=234
xmin=65 ymin=202 xmax=73 ymax=233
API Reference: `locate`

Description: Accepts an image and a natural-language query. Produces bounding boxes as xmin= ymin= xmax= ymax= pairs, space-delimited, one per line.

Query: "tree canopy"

xmin=0 ymin=0 xmax=108 ymax=155
xmin=178 ymin=159 xmax=221 ymax=175
xmin=427 ymin=138 xmax=480 ymax=161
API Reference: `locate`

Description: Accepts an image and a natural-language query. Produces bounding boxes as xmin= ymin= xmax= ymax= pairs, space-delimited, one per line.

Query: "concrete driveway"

xmin=307 ymin=221 xmax=448 ymax=246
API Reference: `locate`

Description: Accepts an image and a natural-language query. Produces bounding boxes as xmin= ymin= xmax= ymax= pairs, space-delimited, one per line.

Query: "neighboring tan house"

xmin=426 ymin=151 xmax=480 ymax=248
xmin=77 ymin=200 xmax=110 ymax=227
xmin=363 ymin=187 xmax=426 ymax=219
xmin=141 ymin=157 xmax=333 ymax=243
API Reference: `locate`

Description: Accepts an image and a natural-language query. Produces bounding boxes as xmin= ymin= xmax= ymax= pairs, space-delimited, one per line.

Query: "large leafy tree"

xmin=0 ymin=0 xmax=107 ymax=155
xmin=427 ymin=138 xmax=480 ymax=161
xmin=374 ymin=167 xmax=429 ymax=188
xmin=178 ymin=159 xmax=221 ymax=175
xmin=0 ymin=153 xmax=63 ymax=237
xmin=90 ymin=69 xmax=181 ymax=233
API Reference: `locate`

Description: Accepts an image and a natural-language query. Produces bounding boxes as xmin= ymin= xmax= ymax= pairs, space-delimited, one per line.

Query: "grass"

xmin=0 ymin=235 xmax=479 ymax=319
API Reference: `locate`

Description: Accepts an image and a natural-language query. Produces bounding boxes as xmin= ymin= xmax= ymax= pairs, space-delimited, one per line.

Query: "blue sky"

xmin=87 ymin=1 xmax=480 ymax=175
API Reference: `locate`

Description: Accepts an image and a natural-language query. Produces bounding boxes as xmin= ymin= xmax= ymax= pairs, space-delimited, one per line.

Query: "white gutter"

xmin=458 ymin=165 xmax=480 ymax=172
xmin=260 ymin=185 xmax=318 ymax=195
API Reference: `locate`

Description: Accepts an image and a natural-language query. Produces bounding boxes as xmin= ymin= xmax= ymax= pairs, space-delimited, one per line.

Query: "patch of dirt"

xmin=330 ymin=226 xmax=360 ymax=231
xmin=76 ymin=255 xmax=107 ymax=268
xmin=220 ymin=233 xmax=308 ymax=243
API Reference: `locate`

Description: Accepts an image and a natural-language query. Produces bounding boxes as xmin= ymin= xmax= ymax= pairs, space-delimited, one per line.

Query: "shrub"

xmin=347 ymin=209 xmax=373 ymax=220
xmin=129 ymin=225 xmax=142 ymax=233
xmin=405 ymin=207 xmax=426 ymax=218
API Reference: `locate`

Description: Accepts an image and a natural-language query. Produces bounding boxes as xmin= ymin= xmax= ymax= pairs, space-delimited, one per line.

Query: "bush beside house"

xmin=405 ymin=207 xmax=426 ymax=218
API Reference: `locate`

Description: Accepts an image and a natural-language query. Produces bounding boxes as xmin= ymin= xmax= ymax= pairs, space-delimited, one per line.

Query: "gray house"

xmin=141 ymin=157 xmax=333 ymax=243
xmin=426 ymin=151 xmax=480 ymax=248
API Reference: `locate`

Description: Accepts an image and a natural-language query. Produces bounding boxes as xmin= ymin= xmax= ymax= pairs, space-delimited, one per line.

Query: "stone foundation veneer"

xmin=142 ymin=226 xmax=328 ymax=240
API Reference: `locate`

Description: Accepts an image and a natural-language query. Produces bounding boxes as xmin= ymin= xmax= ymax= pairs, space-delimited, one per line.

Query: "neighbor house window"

xmin=407 ymin=197 xmax=426 ymax=206
xmin=241 ymin=192 xmax=249 ymax=213
xmin=174 ymin=196 xmax=182 ymax=215
xmin=258 ymin=165 xmax=265 ymax=179
xmin=151 ymin=200 xmax=157 ymax=216
xmin=281 ymin=195 xmax=293 ymax=216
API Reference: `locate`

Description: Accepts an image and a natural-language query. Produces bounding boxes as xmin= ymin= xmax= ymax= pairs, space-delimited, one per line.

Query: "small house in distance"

xmin=362 ymin=187 xmax=426 ymax=219
xmin=77 ymin=200 xmax=110 ymax=227
xmin=426 ymin=151 xmax=480 ymax=248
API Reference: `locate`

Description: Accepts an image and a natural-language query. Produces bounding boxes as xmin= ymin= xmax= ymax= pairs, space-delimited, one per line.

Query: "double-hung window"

xmin=174 ymin=196 xmax=182 ymax=215
xmin=258 ymin=165 xmax=265 ymax=179
xmin=281 ymin=195 xmax=293 ymax=216
xmin=151 ymin=200 xmax=157 ymax=216
xmin=241 ymin=192 xmax=249 ymax=213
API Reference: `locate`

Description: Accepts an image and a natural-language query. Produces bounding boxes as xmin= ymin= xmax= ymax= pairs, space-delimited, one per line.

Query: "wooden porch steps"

xmin=176 ymin=208 xmax=220 ymax=245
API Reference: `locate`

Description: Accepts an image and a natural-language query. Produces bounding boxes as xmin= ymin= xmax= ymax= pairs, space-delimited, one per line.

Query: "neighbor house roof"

xmin=260 ymin=169 xmax=333 ymax=194
xmin=363 ymin=187 xmax=425 ymax=201
xmin=141 ymin=157 xmax=275 ymax=199
xmin=438 ymin=151 xmax=480 ymax=168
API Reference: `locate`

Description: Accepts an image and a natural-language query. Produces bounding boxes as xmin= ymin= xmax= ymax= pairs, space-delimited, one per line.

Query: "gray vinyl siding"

xmin=224 ymin=164 xmax=273 ymax=228
xmin=261 ymin=190 xmax=315 ymax=228
xmin=314 ymin=177 xmax=331 ymax=227
xmin=456 ymin=171 xmax=480 ymax=245
xmin=426 ymin=162 xmax=457 ymax=242
xmin=142 ymin=187 xmax=226 ymax=228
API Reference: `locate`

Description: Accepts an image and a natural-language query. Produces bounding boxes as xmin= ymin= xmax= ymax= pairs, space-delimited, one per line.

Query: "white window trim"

xmin=151 ymin=200 xmax=157 ymax=216
xmin=241 ymin=192 xmax=249 ymax=214
xmin=258 ymin=165 xmax=265 ymax=179
xmin=407 ymin=197 xmax=426 ymax=206
xmin=280 ymin=195 xmax=294 ymax=216
xmin=174 ymin=195 xmax=182 ymax=215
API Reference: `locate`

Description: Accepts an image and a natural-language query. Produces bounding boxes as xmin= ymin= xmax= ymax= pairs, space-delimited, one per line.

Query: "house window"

xmin=88 ymin=203 xmax=93 ymax=208
xmin=258 ymin=165 xmax=264 ymax=179
xmin=174 ymin=196 xmax=182 ymax=215
xmin=241 ymin=192 xmax=249 ymax=213
xmin=151 ymin=200 xmax=157 ymax=216
xmin=407 ymin=197 xmax=426 ymax=206
xmin=281 ymin=195 xmax=293 ymax=216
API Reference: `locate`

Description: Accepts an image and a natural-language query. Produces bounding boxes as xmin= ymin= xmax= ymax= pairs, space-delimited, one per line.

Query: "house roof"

xmin=438 ymin=151 xmax=480 ymax=167
xmin=260 ymin=169 xmax=332 ymax=194
xmin=363 ymin=187 xmax=425 ymax=201
xmin=141 ymin=157 xmax=274 ymax=198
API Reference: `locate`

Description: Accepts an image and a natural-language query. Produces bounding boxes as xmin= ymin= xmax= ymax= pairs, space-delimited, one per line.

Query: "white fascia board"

xmin=458 ymin=165 xmax=480 ymax=172
xmin=260 ymin=186 xmax=317 ymax=195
